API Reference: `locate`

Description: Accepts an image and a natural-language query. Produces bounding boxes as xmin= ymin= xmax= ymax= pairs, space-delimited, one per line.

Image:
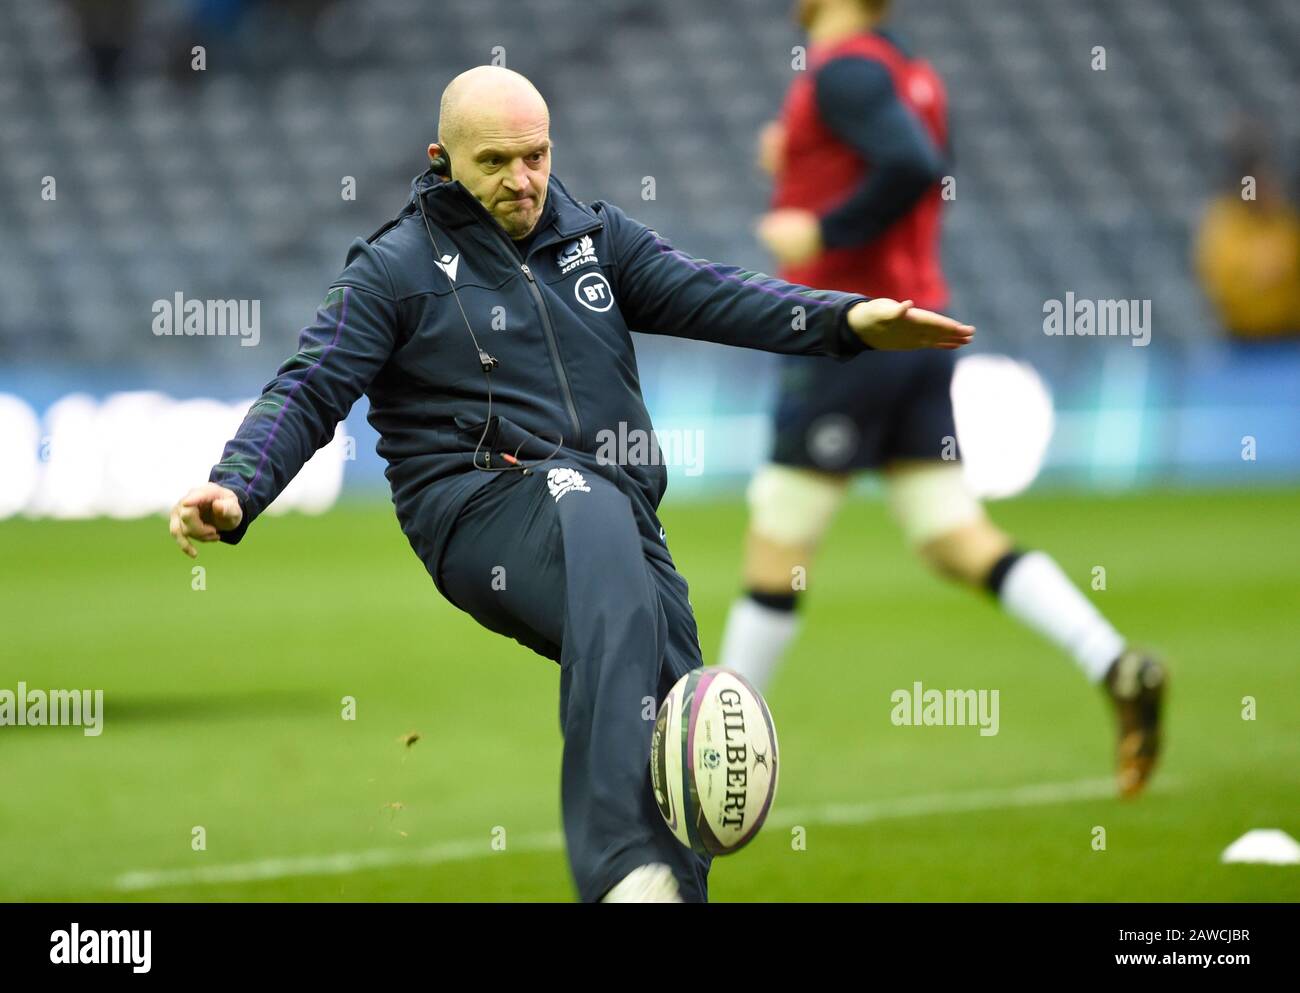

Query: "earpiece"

xmin=429 ymin=144 xmax=452 ymax=179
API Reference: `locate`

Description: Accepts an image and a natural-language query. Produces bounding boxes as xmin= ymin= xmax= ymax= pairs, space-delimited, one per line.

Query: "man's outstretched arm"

xmin=169 ymin=240 xmax=399 ymax=557
xmin=601 ymin=201 xmax=972 ymax=357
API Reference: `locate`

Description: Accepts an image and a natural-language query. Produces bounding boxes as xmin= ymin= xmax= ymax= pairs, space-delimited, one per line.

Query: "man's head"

xmin=430 ymin=65 xmax=552 ymax=239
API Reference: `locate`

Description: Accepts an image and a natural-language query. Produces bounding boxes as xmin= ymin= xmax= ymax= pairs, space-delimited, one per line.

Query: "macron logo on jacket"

xmin=434 ymin=252 xmax=460 ymax=283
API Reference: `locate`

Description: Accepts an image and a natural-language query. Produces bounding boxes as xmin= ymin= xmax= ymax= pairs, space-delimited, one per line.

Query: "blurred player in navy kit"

xmin=718 ymin=0 xmax=1167 ymax=797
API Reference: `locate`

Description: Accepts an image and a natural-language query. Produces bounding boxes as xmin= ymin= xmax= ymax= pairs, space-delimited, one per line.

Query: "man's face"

xmin=442 ymin=119 xmax=551 ymax=240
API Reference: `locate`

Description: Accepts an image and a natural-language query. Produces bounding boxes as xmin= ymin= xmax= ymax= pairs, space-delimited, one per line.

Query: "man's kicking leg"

xmin=438 ymin=463 xmax=709 ymax=901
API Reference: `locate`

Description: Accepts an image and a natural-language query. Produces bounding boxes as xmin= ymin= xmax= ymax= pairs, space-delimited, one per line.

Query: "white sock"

xmin=716 ymin=596 xmax=800 ymax=693
xmin=601 ymin=863 xmax=682 ymax=903
xmin=996 ymin=551 xmax=1125 ymax=682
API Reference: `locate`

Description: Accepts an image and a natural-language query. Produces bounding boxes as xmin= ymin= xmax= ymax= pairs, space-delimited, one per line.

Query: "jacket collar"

xmin=411 ymin=168 xmax=602 ymax=245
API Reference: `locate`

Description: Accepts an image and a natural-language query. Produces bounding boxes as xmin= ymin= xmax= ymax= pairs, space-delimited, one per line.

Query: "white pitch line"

xmin=113 ymin=831 xmax=565 ymax=893
xmin=112 ymin=775 xmax=1164 ymax=892
xmin=762 ymin=774 xmax=1141 ymax=829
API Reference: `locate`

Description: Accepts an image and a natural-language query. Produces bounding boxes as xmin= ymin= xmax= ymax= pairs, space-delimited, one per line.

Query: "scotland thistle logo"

xmin=557 ymin=234 xmax=598 ymax=274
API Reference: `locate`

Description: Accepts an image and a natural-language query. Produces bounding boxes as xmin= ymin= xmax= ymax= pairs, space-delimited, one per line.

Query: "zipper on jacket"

xmin=431 ymin=181 xmax=589 ymax=451
xmin=518 ymin=261 xmax=583 ymax=450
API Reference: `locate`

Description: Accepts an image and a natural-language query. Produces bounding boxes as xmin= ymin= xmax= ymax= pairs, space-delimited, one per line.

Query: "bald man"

xmin=169 ymin=65 xmax=973 ymax=902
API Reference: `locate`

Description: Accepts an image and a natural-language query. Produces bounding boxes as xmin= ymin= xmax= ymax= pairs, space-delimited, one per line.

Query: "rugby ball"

xmin=650 ymin=667 xmax=779 ymax=856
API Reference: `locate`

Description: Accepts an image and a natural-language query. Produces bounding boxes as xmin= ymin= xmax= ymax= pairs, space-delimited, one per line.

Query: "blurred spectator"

xmin=165 ymin=0 xmax=337 ymax=83
xmin=1194 ymin=121 xmax=1300 ymax=342
xmin=167 ymin=0 xmax=252 ymax=83
xmin=67 ymin=0 xmax=140 ymax=91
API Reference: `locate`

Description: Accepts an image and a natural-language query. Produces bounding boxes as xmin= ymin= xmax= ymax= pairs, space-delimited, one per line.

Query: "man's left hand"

xmin=756 ymin=208 xmax=823 ymax=267
xmin=847 ymin=298 xmax=975 ymax=351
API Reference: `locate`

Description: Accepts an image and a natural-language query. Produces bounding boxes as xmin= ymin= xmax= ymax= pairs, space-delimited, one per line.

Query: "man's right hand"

xmin=169 ymin=484 xmax=243 ymax=559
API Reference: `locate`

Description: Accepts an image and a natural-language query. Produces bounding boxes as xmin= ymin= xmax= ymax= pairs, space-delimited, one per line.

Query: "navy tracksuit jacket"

xmin=209 ymin=167 xmax=870 ymax=900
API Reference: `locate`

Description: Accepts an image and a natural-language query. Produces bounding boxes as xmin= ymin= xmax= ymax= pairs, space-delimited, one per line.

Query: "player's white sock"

xmin=716 ymin=595 xmax=800 ymax=693
xmin=995 ymin=551 xmax=1125 ymax=682
xmin=601 ymin=863 xmax=682 ymax=903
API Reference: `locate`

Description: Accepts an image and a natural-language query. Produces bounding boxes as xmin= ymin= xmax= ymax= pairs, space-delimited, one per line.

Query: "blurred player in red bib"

xmin=719 ymin=0 xmax=1166 ymax=797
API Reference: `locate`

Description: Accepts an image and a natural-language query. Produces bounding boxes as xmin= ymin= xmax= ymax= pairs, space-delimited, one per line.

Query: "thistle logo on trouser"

xmin=547 ymin=467 xmax=590 ymax=502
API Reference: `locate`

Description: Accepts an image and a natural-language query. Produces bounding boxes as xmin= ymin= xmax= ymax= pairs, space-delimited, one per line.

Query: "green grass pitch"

xmin=2 ymin=487 xmax=1297 ymax=901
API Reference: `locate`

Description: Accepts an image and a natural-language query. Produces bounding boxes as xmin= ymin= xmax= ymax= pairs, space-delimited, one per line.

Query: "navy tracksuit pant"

xmin=436 ymin=459 xmax=712 ymax=902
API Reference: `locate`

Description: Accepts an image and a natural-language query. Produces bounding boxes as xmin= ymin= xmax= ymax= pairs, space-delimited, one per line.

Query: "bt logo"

xmin=574 ymin=272 xmax=614 ymax=312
